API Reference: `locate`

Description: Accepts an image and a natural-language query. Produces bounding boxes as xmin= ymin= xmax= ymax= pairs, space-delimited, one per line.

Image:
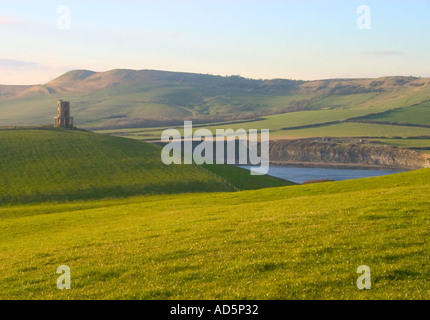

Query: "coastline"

xmin=269 ymin=161 xmax=412 ymax=170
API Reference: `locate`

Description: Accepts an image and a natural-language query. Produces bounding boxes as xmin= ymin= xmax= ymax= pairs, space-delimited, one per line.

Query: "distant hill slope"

xmin=0 ymin=128 xmax=292 ymax=204
xmin=0 ymin=69 xmax=429 ymax=129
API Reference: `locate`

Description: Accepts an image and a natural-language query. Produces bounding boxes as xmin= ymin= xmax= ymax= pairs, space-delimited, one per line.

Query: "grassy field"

xmin=372 ymin=139 xmax=430 ymax=149
xmin=357 ymin=101 xmax=430 ymax=126
xmin=0 ymin=129 xmax=292 ymax=204
xmin=0 ymin=169 xmax=428 ymax=299
xmin=279 ymin=122 xmax=430 ymax=139
xmin=202 ymin=164 xmax=293 ymax=190
xmin=98 ymin=112 xmax=430 ymax=143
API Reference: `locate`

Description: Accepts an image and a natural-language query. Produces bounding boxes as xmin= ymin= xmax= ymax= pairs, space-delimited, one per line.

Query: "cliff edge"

xmin=270 ymin=139 xmax=430 ymax=169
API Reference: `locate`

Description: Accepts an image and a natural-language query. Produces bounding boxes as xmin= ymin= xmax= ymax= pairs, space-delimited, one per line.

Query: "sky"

xmin=1 ymin=0 xmax=430 ymax=85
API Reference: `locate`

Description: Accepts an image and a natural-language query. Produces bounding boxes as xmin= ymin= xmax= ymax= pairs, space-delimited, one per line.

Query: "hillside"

xmin=0 ymin=128 xmax=293 ymax=204
xmin=0 ymin=168 xmax=428 ymax=299
xmin=0 ymin=69 xmax=430 ymax=132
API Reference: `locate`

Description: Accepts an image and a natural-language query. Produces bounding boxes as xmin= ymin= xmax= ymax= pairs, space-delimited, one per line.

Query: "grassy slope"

xmin=358 ymin=100 xmax=430 ymax=126
xmin=0 ymin=129 xmax=292 ymax=204
xmin=278 ymin=122 xmax=430 ymax=139
xmin=98 ymin=91 xmax=430 ymax=142
xmin=372 ymin=139 xmax=430 ymax=149
xmin=203 ymin=164 xmax=295 ymax=190
xmin=100 ymin=115 xmax=430 ymax=141
xmin=0 ymin=88 xmax=313 ymax=128
xmin=1 ymin=70 xmax=430 ymax=131
xmin=0 ymin=169 xmax=428 ymax=299
xmin=0 ymin=70 xmax=304 ymax=127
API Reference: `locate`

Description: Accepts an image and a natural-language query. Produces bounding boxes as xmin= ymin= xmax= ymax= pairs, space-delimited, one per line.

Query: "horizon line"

xmin=1 ymin=68 xmax=428 ymax=87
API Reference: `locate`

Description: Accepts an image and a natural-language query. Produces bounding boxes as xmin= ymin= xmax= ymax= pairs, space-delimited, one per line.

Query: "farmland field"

xmin=357 ymin=101 xmax=430 ymax=126
xmin=371 ymin=139 xmax=430 ymax=149
xmin=278 ymin=122 xmax=430 ymax=139
xmin=97 ymin=111 xmax=430 ymax=143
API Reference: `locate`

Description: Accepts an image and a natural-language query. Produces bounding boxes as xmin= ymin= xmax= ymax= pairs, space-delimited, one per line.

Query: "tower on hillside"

xmin=54 ymin=100 xmax=74 ymax=128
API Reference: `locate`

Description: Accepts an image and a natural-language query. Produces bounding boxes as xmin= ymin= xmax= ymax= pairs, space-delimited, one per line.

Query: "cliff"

xmin=270 ymin=139 xmax=430 ymax=169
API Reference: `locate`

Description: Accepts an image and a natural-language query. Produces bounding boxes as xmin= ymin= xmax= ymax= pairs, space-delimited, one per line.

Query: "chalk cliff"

xmin=270 ymin=140 xmax=430 ymax=169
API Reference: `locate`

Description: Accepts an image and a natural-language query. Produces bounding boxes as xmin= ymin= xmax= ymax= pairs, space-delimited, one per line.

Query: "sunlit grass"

xmin=0 ymin=169 xmax=428 ymax=299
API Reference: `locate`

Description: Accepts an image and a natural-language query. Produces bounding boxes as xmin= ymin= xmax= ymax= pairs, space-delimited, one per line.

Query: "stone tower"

xmin=54 ymin=100 xmax=74 ymax=128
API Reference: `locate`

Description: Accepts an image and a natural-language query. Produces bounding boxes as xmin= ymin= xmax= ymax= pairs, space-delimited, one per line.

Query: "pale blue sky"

xmin=1 ymin=0 xmax=430 ymax=84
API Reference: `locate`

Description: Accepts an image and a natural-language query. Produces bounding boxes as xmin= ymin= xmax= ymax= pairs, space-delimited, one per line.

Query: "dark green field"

xmin=356 ymin=100 xmax=430 ymax=126
xmin=0 ymin=129 xmax=292 ymax=204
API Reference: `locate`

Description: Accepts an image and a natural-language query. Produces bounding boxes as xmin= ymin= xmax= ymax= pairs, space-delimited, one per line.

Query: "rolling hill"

xmin=0 ymin=128 xmax=293 ymax=204
xmin=1 ymin=69 xmax=430 ymax=131
xmin=0 ymin=167 xmax=428 ymax=299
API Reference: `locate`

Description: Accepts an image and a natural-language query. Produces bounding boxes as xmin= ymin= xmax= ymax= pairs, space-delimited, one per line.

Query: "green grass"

xmin=358 ymin=101 xmax=430 ymax=126
xmin=0 ymin=129 xmax=292 ymax=204
xmin=279 ymin=122 xmax=430 ymax=139
xmin=371 ymin=139 xmax=430 ymax=149
xmin=98 ymin=113 xmax=430 ymax=142
xmin=0 ymin=169 xmax=428 ymax=299
xmin=202 ymin=164 xmax=295 ymax=190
